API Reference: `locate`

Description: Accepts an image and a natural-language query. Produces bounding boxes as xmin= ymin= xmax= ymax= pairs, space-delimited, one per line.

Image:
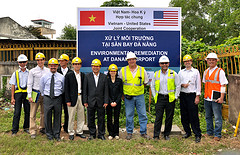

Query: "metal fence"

xmin=0 ymin=39 xmax=76 ymax=61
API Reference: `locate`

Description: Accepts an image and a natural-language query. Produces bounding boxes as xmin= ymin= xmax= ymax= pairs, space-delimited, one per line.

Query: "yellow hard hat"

xmin=48 ymin=58 xmax=59 ymax=65
xmin=72 ymin=57 xmax=82 ymax=64
xmin=58 ymin=54 xmax=69 ymax=61
xmin=91 ymin=59 xmax=101 ymax=66
xmin=35 ymin=52 xmax=45 ymax=60
xmin=183 ymin=55 xmax=192 ymax=62
xmin=108 ymin=64 xmax=118 ymax=71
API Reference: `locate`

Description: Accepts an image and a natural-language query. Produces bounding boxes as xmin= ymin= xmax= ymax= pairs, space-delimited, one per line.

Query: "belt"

xmin=78 ymin=93 xmax=81 ymax=96
xmin=33 ymin=89 xmax=40 ymax=92
xmin=158 ymin=94 xmax=169 ymax=97
xmin=44 ymin=95 xmax=61 ymax=99
xmin=180 ymin=92 xmax=196 ymax=95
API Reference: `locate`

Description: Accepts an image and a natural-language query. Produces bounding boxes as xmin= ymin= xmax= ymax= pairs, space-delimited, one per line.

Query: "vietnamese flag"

xmin=80 ymin=11 xmax=105 ymax=26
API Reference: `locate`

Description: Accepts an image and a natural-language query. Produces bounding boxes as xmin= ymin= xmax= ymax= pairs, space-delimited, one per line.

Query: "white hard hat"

xmin=205 ymin=53 xmax=218 ymax=60
xmin=17 ymin=54 xmax=28 ymax=62
xmin=126 ymin=52 xmax=137 ymax=60
xmin=159 ymin=55 xmax=170 ymax=63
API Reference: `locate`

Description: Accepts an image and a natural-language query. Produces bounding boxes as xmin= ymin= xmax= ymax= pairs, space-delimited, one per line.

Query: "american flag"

xmin=153 ymin=11 xmax=179 ymax=26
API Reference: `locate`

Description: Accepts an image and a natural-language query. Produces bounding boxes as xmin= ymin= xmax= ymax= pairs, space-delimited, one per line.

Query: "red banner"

xmin=80 ymin=11 xmax=105 ymax=26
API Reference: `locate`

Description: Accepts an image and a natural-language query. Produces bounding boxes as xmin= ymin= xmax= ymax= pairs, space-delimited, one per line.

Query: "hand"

xmin=182 ymin=84 xmax=189 ymax=88
xmin=111 ymin=102 xmax=117 ymax=107
xmin=103 ymin=103 xmax=108 ymax=109
xmin=84 ymin=103 xmax=88 ymax=108
xmin=215 ymin=98 xmax=224 ymax=104
xmin=195 ymin=96 xmax=200 ymax=105
xmin=29 ymin=97 xmax=33 ymax=103
xmin=66 ymin=102 xmax=71 ymax=107
xmin=11 ymin=98 xmax=15 ymax=105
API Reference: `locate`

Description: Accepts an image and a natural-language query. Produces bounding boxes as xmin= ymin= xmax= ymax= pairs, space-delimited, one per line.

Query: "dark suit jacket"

xmin=83 ymin=72 xmax=109 ymax=108
xmin=107 ymin=77 xmax=123 ymax=104
xmin=65 ymin=71 xmax=85 ymax=107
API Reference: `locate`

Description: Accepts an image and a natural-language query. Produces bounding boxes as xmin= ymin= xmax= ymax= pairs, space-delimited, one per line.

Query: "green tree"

xmin=24 ymin=25 xmax=49 ymax=39
xmin=101 ymin=0 xmax=134 ymax=7
xmin=59 ymin=24 xmax=76 ymax=40
xmin=170 ymin=0 xmax=240 ymax=45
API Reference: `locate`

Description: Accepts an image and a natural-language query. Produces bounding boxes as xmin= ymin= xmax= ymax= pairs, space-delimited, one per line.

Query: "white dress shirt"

xmin=27 ymin=65 xmax=50 ymax=98
xmin=178 ymin=67 xmax=201 ymax=95
xmin=202 ymin=66 xmax=228 ymax=101
xmin=74 ymin=71 xmax=81 ymax=93
xmin=93 ymin=72 xmax=99 ymax=87
xmin=119 ymin=66 xmax=149 ymax=84
xmin=150 ymin=69 xmax=181 ymax=99
xmin=61 ymin=67 xmax=68 ymax=76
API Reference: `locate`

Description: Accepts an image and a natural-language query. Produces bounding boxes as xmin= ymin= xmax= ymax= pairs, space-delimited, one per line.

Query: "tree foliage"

xmin=101 ymin=0 xmax=134 ymax=7
xmin=24 ymin=26 xmax=49 ymax=39
xmin=170 ymin=0 xmax=240 ymax=45
xmin=59 ymin=24 xmax=76 ymax=40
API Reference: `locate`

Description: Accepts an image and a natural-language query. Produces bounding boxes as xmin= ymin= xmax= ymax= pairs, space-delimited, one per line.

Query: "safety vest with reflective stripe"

xmin=204 ymin=67 xmax=222 ymax=99
xmin=15 ymin=70 xmax=27 ymax=93
xmin=154 ymin=69 xmax=176 ymax=103
xmin=122 ymin=66 xmax=145 ymax=96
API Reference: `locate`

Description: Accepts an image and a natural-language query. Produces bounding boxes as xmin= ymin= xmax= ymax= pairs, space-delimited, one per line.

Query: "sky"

xmin=0 ymin=0 xmax=171 ymax=39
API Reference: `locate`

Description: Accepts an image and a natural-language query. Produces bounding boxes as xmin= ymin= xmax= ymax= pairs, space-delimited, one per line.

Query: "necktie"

xmin=50 ymin=74 xmax=54 ymax=98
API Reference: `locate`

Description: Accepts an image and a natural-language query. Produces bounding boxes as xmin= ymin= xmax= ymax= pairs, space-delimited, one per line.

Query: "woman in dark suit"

xmin=106 ymin=64 xmax=123 ymax=140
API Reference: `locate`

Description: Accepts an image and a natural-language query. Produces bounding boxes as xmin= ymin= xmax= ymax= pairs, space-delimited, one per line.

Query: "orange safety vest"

xmin=204 ymin=67 xmax=222 ymax=99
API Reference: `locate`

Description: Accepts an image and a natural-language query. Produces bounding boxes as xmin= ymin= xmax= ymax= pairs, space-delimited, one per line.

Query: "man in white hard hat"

xmin=202 ymin=52 xmax=228 ymax=141
xmin=27 ymin=53 xmax=49 ymax=139
xmin=150 ymin=55 xmax=180 ymax=140
xmin=178 ymin=55 xmax=202 ymax=143
xmin=9 ymin=54 xmax=30 ymax=136
xmin=119 ymin=52 xmax=149 ymax=140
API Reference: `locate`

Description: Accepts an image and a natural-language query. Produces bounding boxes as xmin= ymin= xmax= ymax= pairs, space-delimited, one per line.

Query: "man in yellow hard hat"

xmin=150 ymin=55 xmax=180 ymax=140
xmin=9 ymin=54 xmax=30 ymax=136
xmin=178 ymin=54 xmax=202 ymax=143
xmin=65 ymin=57 xmax=86 ymax=140
xmin=57 ymin=54 xmax=73 ymax=133
xmin=27 ymin=52 xmax=49 ymax=139
xmin=119 ymin=52 xmax=149 ymax=140
xmin=40 ymin=58 xmax=64 ymax=141
xmin=83 ymin=59 xmax=109 ymax=140
xmin=202 ymin=53 xmax=228 ymax=141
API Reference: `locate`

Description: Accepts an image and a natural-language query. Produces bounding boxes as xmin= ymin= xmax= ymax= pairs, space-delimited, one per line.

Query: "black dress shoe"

xmin=164 ymin=136 xmax=170 ymax=140
xmin=40 ymin=128 xmax=45 ymax=134
xmin=98 ymin=136 xmax=106 ymax=140
xmin=87 ymin=136 xmax=95 ymax=140
xmin=24 ymin=129 xmax=30 ymax=134
xmin=47 ymin=137 xmax=54 ymax=141
xmin=76 ymin=134 xmax=86 ymax=139
xmin=182 ymin=133 xmax=191 ymax=139
xmin=69 ymin=135 xmax=74 ymax=140
xmin=55 ymin=137 xmax=61 ymax=142
xmin=195 ymin=137 xmax=201 ymax=143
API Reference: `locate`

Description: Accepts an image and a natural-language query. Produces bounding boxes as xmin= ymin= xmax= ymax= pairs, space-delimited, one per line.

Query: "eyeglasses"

xmin=19 ymin=61 xmax=27 ymax=63
xmin=160 ymin=62 xmax=169 ymax=65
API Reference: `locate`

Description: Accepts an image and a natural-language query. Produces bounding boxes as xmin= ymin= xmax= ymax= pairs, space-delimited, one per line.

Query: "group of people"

xmin=10 ymin=51 xmax=227 ymax=143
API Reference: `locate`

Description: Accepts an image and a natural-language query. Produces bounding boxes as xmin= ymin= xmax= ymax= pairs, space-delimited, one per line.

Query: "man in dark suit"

xmin=83 ymin=59 xmax=109 ymax=140
xmin=57 ymin=54 xmax=73 ymax=133
xmin=65 ymin=57 xmax=86 ymax=140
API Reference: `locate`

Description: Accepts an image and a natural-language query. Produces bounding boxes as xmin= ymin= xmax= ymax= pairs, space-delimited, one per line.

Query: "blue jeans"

xmin=204 ymin=100 xmax=222 ymax=138
xmin=124 ymin=94 xmax=148 ymax=134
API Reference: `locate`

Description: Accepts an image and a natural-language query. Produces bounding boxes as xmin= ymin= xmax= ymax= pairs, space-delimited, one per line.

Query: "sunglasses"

xmin=73 ymin=63 xmax=82 ymax=65
xmin=19 ymin=61 xmax=27 ymax=63
xmin=160 ymin=62 xmax=169 ymax=65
